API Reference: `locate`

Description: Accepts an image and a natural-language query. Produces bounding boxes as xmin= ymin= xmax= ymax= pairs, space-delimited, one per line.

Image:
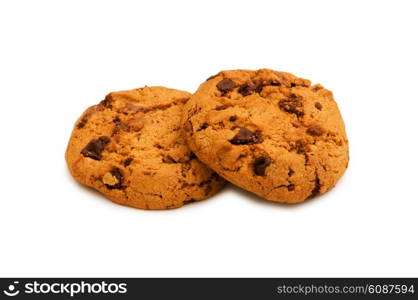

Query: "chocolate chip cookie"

xmin=66 ymin=87 xmax=225 ymax=209
xmin=183 ymin=69 xmax=349 ymax=203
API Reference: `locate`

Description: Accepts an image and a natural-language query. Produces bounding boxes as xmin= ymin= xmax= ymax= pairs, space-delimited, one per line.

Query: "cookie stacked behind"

xmin=183 ymin=69 xmax=349 ymax=203
xmin=66 ymin=87 xmax=225 ymax=209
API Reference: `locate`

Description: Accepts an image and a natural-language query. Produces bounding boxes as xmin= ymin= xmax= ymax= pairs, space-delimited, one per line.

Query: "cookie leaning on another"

xmin=66 ymin=87 xmax=225 ymax=210
xmin=183 ymin=69 xmax=349 ymax=203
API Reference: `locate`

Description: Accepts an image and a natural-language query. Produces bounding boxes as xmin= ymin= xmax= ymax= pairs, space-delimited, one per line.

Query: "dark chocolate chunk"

xmin=112 ymin=117 xmax=127 ymax=135
xmin=198 ymin=123 xmax=208 ymax=131
xmin=99 ymin=97 xmax=113 ymax=109
xmin=123 ymin=157 xmax=133 ymax=167
xmin=77 ymin=118 xmax=88 ymax=129
xmin=104 ymin=167 xmax=125 ymax=190
xmin=309 ymin=174 xmax=321 ymax=198
xmin=80 ymin=136 xmax=110 ymax=160
xmin=287 ymin=184 xmax=295 ymax=191
xmin=253 ymin=156 xmax=272 ymax=176
xmin=288 ymin=168 xmax=295 ymax=176
xmin=229 ymin=127 xmax=262 ymax=145
xmin=238 ymin=83 xmax=257 ymax=96
xmin=189 ymin=152 xmax=197 ymax=159
xmin=306 ymin=125 xmax=323 ymax=136
xmin=315 ymin=102 xmax=323 ymax=110
xmin=215 ymin=105 xmax=228 ymax=110
xmin=254 ymin=81 xmax=280 ymax=93
xmin=216 ymin=79 xmax=236 ymax=95
xmin=229 ymin=115 xmax=237 ymax=122
xmin=278 ymin=94 xmax=304 ymax=117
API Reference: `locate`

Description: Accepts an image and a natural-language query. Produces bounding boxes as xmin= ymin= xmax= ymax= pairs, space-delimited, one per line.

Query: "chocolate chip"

xmin=253 ymin=156 xmax=272 ymax=176
xmin=238 ymin=83 xmax=256 ymax=96
xmin=309 ymin=174 xmax=321 ymax=198
xmin=77 ymin=118 xmax=88 ymax=129
xmin=112 ymin=117 xmax=127 ymax=135
xmin=112 ymin=117 xmax=145 ymax=134
xmin=198 ymin=123 xmax=208 ymax=131
xmin=189 ymin=152 xmax=197 ymax=159
xmin=216 ymin=79 xmax=236 ymax=95
xmin=288 ymin=168 xmax=295 ymax=176
xmin=290 ymin=83 xmax=297 ymax=87
xmin=287 ymin=184 xmax=295 ymax=191
xmin=306 ymin=125 xmax=323 ymax=136
xmin=123 ymin=157 xmax=133 ymax=167
xmin=99 ymin=98 xmax=113 ymax=109
xmin=229 ymin=127 xmax=262 ymax=145
xmin=215 ymin=105 xmax=228 ymax=110
xmin=229 ymin=115 xmax=237 ymax=122
xmin=104 ymin=167 xmax=124 ymax=190
xmin=278 ymin=94 xmax=304 ymax=117
xmin=315 ymin=102 xmax=323 ymax=110
xmin=81 ymin=136 xmax=110 ymax=160
xmin=254 ymin=81 xmax=280 ymax=93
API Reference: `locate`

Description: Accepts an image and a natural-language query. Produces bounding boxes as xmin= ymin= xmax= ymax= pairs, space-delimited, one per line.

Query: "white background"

xmin=0 ymin=0 xmax=417 ymax=277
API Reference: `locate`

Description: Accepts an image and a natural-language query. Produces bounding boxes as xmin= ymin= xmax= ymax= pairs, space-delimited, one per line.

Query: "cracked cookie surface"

xmin=66 ymin=86 xmax=225 ymax=209
xmin=183 ymin=69 xmax=349 ymax=203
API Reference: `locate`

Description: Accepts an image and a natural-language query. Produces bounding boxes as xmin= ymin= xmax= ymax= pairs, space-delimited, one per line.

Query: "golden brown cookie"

xmin=183 ymin=69 xmax=349 ymax=203
xmin=66 ymin=86 xmax=225 ymax=209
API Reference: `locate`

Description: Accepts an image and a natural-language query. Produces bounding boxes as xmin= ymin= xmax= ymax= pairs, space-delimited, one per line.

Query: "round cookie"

xmin=66 ymin=86 xmax=225 ymax=210
xmin=183 ymin=69 xmax=349 ymax=203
